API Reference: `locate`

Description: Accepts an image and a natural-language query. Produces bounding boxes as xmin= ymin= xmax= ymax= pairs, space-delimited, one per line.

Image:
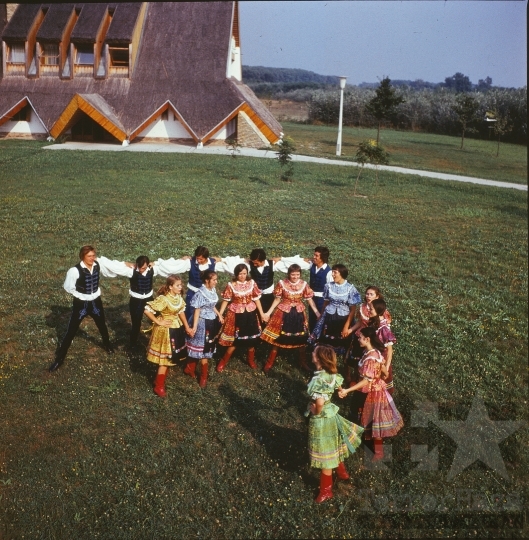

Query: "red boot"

xmin=153 ymin=372 xmax=167 ymax=397
xmin=335 ymin=461 xmax=350 ymax=480
xmin=263 ymin=349 xmax=278 ymax=374
xmin=247 ymin=348 xmax=257 ymax=369
xmin=183 ymin=360 xmax=197 ymax=378
xmin=216 ymin=349 xmax=233 ymax=373
xmin=372 ymin=438 xmax=384 ymax=461
xmin=314 ymin=472 xmax=333 ymax=504
xmin=199 ymin=363 xmax=208 ymax=388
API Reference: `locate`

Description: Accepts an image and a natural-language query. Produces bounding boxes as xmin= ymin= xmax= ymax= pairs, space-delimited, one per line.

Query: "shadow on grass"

xmin=322 ymin=178 xmax=349 ymax=187
xmin=248 ymin=176 xmax=269 ymax=185
xmin=218 ymin=377 xmax=315 ymax=486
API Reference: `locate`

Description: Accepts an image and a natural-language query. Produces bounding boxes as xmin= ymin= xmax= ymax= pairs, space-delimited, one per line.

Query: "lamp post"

xmin=336 ymin=76 xmax=347 ymax=156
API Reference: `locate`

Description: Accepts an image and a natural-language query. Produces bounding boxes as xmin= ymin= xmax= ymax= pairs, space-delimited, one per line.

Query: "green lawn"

xmin=0 ymin=140 xmax=527 ymax=538
xmin=282 ymin=122 xmax=528 ymax=185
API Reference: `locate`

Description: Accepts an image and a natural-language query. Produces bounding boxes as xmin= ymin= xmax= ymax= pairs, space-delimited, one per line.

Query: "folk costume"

xmin=356 ymin=348 xmax=403 ymax=441
xmin=307 ymin=371 xmax=364 ymax=467
xmin=186 ymin=285 xmax=221 ymax=358
xmin=261 ymin=278 xmax=314 ymax=348
xmin=144 ymin=293 xmax=187 ymax=366
xmin=375 ymin=317 xmax=397 ymax=394
xmin=96 ymin=256 xmax=160 ymax=346
xmin=347 ymin=302 xmax=393 ymax=383
xmin=246 ymin=254 xmax=311 ymax=315
xmin=218 ymin=280 xmax=262 ymax=348
xmin=155 ymin=256 xmax=240 ymax=322
xmin=50 ymin=259 xmax=115 ymax=371
xmin=306 ymin=370 xmax=363 ymax=503
xmin=308 ymin=263 xmax=333 ymax=332
xmin=248 ymin=259 xmax=275 ymax=313
xmin=310 ymin=281 xmax=361 ymax=354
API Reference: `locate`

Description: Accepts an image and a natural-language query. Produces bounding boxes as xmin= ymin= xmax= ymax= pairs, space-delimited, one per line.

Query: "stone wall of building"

xmin=237 ymin=112 xmax=270 ymax=149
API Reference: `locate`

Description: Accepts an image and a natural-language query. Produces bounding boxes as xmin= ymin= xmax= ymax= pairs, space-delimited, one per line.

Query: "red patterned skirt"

xmin=261 ymin=307 xmax=308 ymax=349
xmin=218 ymin=310 xmax=262 ymax=348
xmin=361 ymin=388 xmax=403 ymax=439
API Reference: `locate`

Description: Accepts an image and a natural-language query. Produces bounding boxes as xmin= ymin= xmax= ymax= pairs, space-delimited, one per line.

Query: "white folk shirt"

xmin=96 ymin=256 xmax=161 ymax=299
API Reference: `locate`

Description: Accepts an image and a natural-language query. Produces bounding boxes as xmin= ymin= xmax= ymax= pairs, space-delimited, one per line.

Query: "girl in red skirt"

xmin=216 ymin=264 xmax=267 ymax=372
xmin=339 ymin=326 xmax=403 ymax=461
xmin=260 ymin=264 xmax=320 ymax=373
xmin=368 ymin=298 xmax=396 ymax=394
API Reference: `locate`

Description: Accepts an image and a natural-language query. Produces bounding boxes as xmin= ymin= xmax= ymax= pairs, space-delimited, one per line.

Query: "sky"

xmin=239 ymin=1 xmax=527 ymax=88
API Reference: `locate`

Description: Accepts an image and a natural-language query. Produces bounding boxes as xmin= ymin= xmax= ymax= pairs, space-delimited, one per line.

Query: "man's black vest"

xmin=249 ymin=259 xmax=274 ymax=291
xmin=75 ymin=262 xmax=100 ymax=294
xmin=130 ymin=267 xmax=154 ymax=295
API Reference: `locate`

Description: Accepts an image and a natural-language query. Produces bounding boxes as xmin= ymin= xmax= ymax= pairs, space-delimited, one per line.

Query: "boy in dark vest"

xmin=307 ymin=246 xmax=332 ymax=332
xmin=154 ymin=246 xmax=222 ymax=324
xmin=126 ymin=255 xmax=156 ymax=346
xmin=247 ymin=248 xmax=281 ymax=315
xmin=49 ymin=245 xmax=114 ymax=372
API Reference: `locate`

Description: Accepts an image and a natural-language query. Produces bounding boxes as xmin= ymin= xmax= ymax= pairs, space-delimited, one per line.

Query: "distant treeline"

xmin=308 ymin=86 xmax=527 ymax=145
xmin=242 ymin=66 xmax=527 ymax=144
xmin=242 ymin=66 xmax=339 ymax=85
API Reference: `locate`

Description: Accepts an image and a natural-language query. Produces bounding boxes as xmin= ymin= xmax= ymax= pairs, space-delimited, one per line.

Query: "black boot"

xmin=48 ymin=356 xmax=64 ymax=373
xmin=104 ymin=342 xmax=115 ymax=354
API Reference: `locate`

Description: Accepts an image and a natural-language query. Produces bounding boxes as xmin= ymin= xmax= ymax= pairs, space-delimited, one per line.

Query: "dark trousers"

xmin=185 ymin=289 xmax=197 ymax=325
xmin=56 ymin=297 xmax=110 ymax=359
xmin=129 ymin=295 xmax=153 ymax=345
xmin=309 ymin=296 xmax=325 ymax=332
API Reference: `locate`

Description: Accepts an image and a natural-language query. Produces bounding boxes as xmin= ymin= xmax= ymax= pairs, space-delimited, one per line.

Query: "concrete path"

xmin=44 ymin=141 xmax=527 ymax=191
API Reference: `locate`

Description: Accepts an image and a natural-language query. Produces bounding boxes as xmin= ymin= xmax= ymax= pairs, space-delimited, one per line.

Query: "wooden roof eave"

xmin=239 ymin=102 xmax=281 ymax=144
xmin=0 ymin=96 xmax=49 ymax=134
xmin=201 ymin=102 xmax=281 ymax=145
xmin=50 ymin=94 xmax=127 ymax=141
xmin=201 ymin=104 xmax=244 ymax=145
xmin=0 ymin=97 xmax=28 ymax=127
xmin=128 ymin=101 xmax=199 ymax=143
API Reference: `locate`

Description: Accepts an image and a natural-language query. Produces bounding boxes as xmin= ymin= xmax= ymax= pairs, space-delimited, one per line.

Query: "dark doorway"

xmin=71 ymin=112 xmax=120 ymax=143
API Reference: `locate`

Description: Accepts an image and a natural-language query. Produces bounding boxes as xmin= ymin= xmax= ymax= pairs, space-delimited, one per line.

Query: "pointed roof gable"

xmin=2 ymin=3 xmax=41 ymax=40
xmin=0 ymin=2 xmax=282 ymax=144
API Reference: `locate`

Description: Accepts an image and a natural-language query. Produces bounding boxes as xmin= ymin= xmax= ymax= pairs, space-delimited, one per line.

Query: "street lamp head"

xmin=339 ymin=76 xmax=347 ymax=89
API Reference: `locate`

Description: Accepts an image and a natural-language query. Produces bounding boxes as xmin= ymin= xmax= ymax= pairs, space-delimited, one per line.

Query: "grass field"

xmin=281 ymin=122 xmax=527 ymax=185
xmin=0 ymin=140 xmax=527 ymax=538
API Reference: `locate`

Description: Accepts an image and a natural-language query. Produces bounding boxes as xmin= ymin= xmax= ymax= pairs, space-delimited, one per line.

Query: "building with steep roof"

xmin=0 ymin=2 xmax=282 ymax=147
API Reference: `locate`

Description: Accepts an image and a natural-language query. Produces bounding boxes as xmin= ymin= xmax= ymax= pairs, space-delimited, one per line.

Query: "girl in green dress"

xmin=306 ymin=345 xmax=364 ymax=503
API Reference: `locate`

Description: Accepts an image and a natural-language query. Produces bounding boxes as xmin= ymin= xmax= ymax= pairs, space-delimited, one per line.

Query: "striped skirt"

xmin=261 ymin=307 xmax=308 ymax=349
xmin=186 ymin=318 xmax=221 ymax=359
xmin=309 ymin=405 xmax=364 ymax=469
xmin=218 ymin=310 xmax=261 ymax=348
xmin=361 ymin=388 xmax=403 ymax=439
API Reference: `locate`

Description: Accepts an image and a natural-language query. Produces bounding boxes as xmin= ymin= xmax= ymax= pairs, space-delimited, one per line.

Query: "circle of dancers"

xmin=49 ymin=244 xmax=403 ymax=503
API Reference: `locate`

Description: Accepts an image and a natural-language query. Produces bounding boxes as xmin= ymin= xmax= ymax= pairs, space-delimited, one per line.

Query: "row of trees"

xmin=307 ymin=81 xmax=527 ymax=145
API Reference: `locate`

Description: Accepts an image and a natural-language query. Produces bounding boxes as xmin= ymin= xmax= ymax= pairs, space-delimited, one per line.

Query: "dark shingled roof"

xmin=0 ymin=2 xmax=282 ymax=142
xmin=37 ymin=4 xmax=76 ymax=43
xmin=2 ymin=3 xmax=42 ymax=40
xmin=105 ymin=3 xmax=142 ymax=45
xmin=71 ymin=3 xmax=108 ymax=44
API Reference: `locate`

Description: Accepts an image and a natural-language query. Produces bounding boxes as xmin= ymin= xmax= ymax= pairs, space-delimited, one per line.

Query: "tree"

xmin=452 ymin=94 xmax=480 ymax=149
xmin=489 ymin=109 xmax=513 ymax=157
xmin=365 ymin=77 xmax=405 ymax=144
xmin=276 ymin=136 xmax=296 ymax=181
xmin=225 ymin=136 xmax=241 ymax=158
xmin=353 ymin=139 xmax=389 ymax=196
xmin=444 ymin=72 xmax=472 ymax=93
xmin=477 ymin=77 xmax=493 ymax=92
